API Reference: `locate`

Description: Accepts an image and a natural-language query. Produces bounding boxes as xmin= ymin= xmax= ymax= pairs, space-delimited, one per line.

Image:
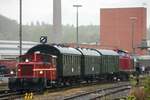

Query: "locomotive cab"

xmin=9 ymin=52 xmax=57 ymax=91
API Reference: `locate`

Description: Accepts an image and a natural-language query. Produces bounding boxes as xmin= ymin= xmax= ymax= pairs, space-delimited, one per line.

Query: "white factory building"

xmin=1 ymin=39 xmax=150 ymax=60
xmin=0 ymin=40 xmax=38 ymax=59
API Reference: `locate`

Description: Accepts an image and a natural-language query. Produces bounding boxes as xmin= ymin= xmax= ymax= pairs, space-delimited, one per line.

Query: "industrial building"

xmin=0 ymin=40 xmax=38 ymax=59
xmin=100 ymin=7 xmax=147 ymax=55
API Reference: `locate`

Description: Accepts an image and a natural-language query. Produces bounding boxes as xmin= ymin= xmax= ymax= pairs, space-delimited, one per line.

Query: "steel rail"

xmin=63 ymin=82 xmax=131 ymax=100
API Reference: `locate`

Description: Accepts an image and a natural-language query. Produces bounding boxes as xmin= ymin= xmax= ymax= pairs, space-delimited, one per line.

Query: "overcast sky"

xmin=0 ymin=0 xmax=150 ymax=26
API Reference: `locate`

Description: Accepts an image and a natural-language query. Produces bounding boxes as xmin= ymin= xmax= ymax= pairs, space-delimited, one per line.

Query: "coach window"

xmin=66 ymin=55 xmax=68 ymax=64
xmin=114 ymin=57 xmax=116 ymax=65
xmin=74 ymin=56 xmax=76 ymax=68
xmin=77 ymin=56 xmax=78 ymax=64
xmin=86 ymin=57 xmax=89 ymax=64
xmin=88 ymin=57 xmax=90 ymax=64
xmin=102 ymin=57 xmax=104 ymax=66
xmin=108 ymin=56 xmax=110 ymax=65
xmin=110 ymin=56 xmax=112 ymax=65
xmin=74 ymin=55 xmax=76 ymax=65
xmin=96 ymin=57 xmax=98 ymax=64
xmin=87 ymin=57 xmax=89 ymax=66
xmin=73 ymin=55 xmax=74 ymax=64
xmin=77 ymin=56 xmax=79 ymax=65
xmin=95 ymin=57 xmax=97 ymax=64
xmin=88 ymin=56 xmax=89 ymax=66
xmin=89 ymin=57 xmax=91 ymax=64
xmin=69 ymin=56 xmax=71 ymax=65
xmin=72 ymin=56 xmax=74 ymax=64
xmin=72 ymin=56 xmax=73 ymax=64
xmin=117 ymin=57 xmax=119 ymax=65
xmin=73 ymin=56 xmax=74 ymax=64
xmin=75 ymin=56 xmax=76 ymax=65
xmin=93 ymin=57 xmax=95 ymax=66
xmin=92 ymin=57 xmax=94 ymax=64
xmin=71 ymin=55 xmax=73 ymax=64
xmin=94 ymin=58 xmax=96 ymax=66
xmin=85 ymin=57 xmax=87 ymax=65
xmin=63 ymin=55 xmax=65 ymax=64
xmin=90 ymin=57 xmax=91 ymax=65
xmin=93 ymin=57 xmax=95 ymax=65
xmin=69 ymin=55 xmax=71 ymax=64
xmin=72 ymin=56 xmax=75 ymax=64
xmin=109 ymin=56 xmax=110 ymax=64
xmin=64 ymin=55 xmax=66 ymax=64
xmin=105 ymin=56 xmax=107 ymax=70
xmin=69 ymin=56 xmax=72 ymax=64
xmin=68 ymin=55 xmax=70 ymax=64
xmin=101 ymin=57 xmax=104 ymax=64
xmin=65 ymin=55 xmax=67 ymax=64
xmin=91 ymin=57 xmax=93 ymax=64
xmin=76 ymin=56 xmax=77 ymax=64
xmin=69 ymin=56 xmax=71 ymax=64
xmin=74 ymin=56 xmax=76 ymax=65
xmin=96 ymin=57 xmax=98 ymax=65
xmin=108 ymin=56 xmax=111 ymax=67
xmin=94 ymin=57 xmax=97 ymax=64
xmin=86 ymin=57 xmax=88 ymax=65
xmin=63 ymin=55 xmax=64 ymax=64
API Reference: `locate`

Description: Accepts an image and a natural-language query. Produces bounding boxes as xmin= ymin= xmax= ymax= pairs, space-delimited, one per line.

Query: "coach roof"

xmin=54 ymin=45 xmax=81 ymax=55
xmin=96 ymin=49 xmax=119 ymax=56
xmin=27 ymin=44 xmax=81 ymax=55
xmin=77 ymin=48 xmax=100 ymax=56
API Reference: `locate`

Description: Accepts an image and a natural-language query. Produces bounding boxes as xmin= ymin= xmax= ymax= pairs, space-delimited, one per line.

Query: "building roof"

xmin=0 ymin=40 xmax=38 ymax=45
xmin=0 ymin=40 xmax=38 ymax=59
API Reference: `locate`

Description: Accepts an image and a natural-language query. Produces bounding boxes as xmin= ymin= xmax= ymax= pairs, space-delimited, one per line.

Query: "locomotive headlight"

xmin=10 ymin=71 xmax=14 ymax=74
xmin=18 ymin=69 xmax=21 ymax=71
xmin=25 ymin=59 xmax=29 ymax=62
xmin=39 ymin=70 xmax=43 ymax=74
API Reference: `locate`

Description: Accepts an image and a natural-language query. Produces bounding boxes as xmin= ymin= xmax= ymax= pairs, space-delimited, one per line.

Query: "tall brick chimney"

xmin=53 ymin=0 xmax=62 ymax=43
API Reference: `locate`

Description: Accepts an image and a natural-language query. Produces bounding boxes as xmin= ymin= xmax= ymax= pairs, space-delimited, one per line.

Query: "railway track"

xmin=63 ymin=82 xmax=131 ymax=100
xmin=0 ymin=90 xmax=24 ymax=100
xmin=0 ymin=83 xmax=98 ymax=100
xmin=0 ymin=83 xmax=97 ymax=100
xmin=0 ymin=82 xmax=130 ymax=100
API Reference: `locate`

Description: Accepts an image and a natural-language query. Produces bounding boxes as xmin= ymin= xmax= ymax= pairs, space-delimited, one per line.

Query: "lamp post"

xmin=19 ymin=0 xmax=22 ymax=57
xmin=73 ymin=4 xmax=82 ymax=48
xmin=130 ymin=17 xmax=137 ymax=55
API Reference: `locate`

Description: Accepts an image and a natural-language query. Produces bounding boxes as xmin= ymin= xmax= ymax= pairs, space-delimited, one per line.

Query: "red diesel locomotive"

xmin=115 ymin=49 xmax=134 ymax=72
xmin=9 ymin=52 xmax=57 ymax=91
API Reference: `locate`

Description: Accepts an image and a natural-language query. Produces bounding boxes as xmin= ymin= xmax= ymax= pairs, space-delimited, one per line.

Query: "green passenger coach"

xmin=96 ymin=49 xmax=119 ymax=74
xmin=77 ymin=48 xmax=101 ymax=79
